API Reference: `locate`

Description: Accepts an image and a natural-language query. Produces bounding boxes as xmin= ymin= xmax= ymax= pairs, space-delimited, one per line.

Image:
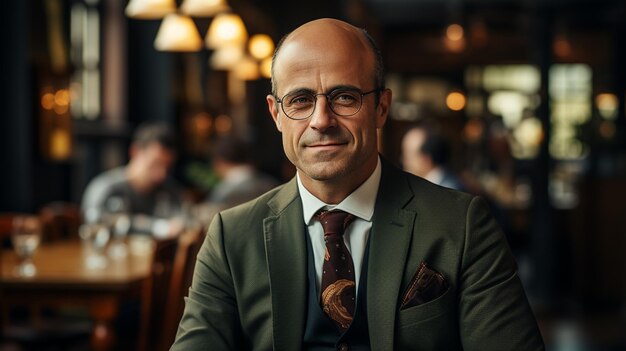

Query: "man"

xmin=81 ymin=122 xmax=183 ymax=237
xmin=173 ymin=19 xmax=544 ymax=350
xmin=401 ymin=124 xmax=465 ymax=191
xmin=207 ymin=136 xmax=279 ymax=208
xmin=194 ymin=136 xmax=279 ymax=226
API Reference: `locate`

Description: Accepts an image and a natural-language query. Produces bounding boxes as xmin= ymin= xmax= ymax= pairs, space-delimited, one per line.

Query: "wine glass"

xmin=79 ymin=221 xmax=110 ymax=270
xmin=11 ymin=216 xmax=42 ymax=277
xmin=105 ymin=195 xmax=131 ymax=259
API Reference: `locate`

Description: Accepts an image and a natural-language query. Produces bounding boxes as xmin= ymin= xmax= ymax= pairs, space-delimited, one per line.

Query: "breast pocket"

xmin=398 ymin=286 xmax=454 ymax=328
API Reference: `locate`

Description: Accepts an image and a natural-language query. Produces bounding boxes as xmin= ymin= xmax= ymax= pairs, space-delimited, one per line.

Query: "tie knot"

xmin=315 ymin=210 xmax=355 ymax=237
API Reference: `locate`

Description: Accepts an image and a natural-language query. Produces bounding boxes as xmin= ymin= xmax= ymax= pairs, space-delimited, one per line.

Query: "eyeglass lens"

xmin=281 ymin=89 xmax=364 ymax=120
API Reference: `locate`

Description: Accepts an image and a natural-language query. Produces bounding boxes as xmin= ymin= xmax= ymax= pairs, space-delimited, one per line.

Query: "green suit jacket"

xmin=172 ymin=161 xmax=544 ymax=350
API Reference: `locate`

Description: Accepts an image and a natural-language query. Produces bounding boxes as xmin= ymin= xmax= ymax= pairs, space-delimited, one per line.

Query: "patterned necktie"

xmin=315 ymin=209 xmax=356 ymax=332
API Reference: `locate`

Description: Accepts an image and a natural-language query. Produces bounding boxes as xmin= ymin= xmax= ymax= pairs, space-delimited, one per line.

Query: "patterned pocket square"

xmin=400 ymin=261 xmax=449 ymax=310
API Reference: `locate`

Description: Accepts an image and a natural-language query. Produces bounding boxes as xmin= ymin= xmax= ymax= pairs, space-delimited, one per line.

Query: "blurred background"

xmin=1 ymin=0 xmax=625 ymax=350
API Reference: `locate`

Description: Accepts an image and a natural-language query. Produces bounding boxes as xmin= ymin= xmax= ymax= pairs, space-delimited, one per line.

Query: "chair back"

xmin=160 ymin=226 xmax=205 ymax=350
xmin=39 ymin=202 xmax=81 ymax=242
xmin=138 ymin=236 xmax=178 ymax=351
xmin=0 ymin=213 xmax=41 ymax=247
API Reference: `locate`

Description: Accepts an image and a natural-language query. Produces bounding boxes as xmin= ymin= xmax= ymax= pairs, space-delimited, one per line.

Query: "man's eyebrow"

xmin=282 ymin=87 xmax=316 ymax=96
xmin=283 ymin=85 xmax=362 ymax=97
xmin=327 ymin=85 xmax=361 ymax=93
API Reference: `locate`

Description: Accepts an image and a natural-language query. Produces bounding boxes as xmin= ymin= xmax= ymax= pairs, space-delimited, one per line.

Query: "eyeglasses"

xmin=275 ymin=88 xmax=380 ymax=120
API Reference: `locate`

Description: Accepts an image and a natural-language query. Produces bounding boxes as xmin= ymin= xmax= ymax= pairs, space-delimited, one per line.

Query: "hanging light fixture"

xmin=248 ymin=34 xmax=274 ymax=60
xmin=181 ymin=0 xmax=230 ymax=17
xmin=125 ymin=0 xmax=176 ymax=19
xmin=205 ymin=13 xmax=248 ymax=49
xmin=446 ymin=23 xmax=464 ymax=41
xmin=154 ymin=13 xmax=203 ymax=52
xmin=443 ymin=23 xmax=466 ymax=53
xmin=260 ymin=57 xmax=272 ymax=78
xmin=210 ymin=45 xmax=244 ymax=70
xmin=233 ymin=56 xmax=259 ymax=81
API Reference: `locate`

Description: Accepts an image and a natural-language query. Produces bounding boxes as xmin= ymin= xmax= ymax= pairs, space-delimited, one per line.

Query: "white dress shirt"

xmin=297 ymin=157 xmax=382 ymax=296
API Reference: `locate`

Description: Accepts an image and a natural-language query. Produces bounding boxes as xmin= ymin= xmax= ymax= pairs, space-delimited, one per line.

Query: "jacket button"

xmin=338 ymin=343 xmax=349 ymax=351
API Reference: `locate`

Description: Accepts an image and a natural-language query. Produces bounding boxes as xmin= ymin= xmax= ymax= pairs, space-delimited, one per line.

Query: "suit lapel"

xmin=263 ymin=178 xmax=307 ymax=350
xmin=367 ymin=161 xmax=416 ymax=350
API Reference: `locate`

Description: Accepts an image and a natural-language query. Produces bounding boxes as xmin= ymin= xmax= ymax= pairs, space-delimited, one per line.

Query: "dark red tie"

xmin=315 ymin=210 xmax=356 ymax=332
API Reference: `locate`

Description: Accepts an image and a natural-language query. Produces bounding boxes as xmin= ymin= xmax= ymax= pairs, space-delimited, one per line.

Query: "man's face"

xmin=267 ymin=21 xmax=391 ymax=187
xmin=131 ymin=142 xmax=175 ymax=191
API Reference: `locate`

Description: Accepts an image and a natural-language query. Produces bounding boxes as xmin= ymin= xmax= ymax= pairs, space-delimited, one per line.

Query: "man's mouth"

xmin=306 ymin=142 xmax=347 ymax=150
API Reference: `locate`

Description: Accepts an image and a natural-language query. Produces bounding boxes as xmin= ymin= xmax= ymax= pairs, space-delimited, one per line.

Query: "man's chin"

xmin=298 ymin=163 xmax=348 ymax=182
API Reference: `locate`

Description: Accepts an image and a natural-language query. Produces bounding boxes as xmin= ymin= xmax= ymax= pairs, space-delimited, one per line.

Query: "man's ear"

xmin=376 ymin=88 xmax=392 ymax=129
xmin=267 ymin=94 xmax=282 ymax=132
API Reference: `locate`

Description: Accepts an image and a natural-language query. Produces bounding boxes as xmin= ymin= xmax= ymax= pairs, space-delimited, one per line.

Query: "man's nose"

xmin=308 ymin=96 xmax=336 ymax=131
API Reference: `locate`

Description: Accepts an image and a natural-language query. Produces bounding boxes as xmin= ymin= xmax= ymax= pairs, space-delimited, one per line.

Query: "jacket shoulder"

xmin=384 ymin=162 xmax=474 ymax=211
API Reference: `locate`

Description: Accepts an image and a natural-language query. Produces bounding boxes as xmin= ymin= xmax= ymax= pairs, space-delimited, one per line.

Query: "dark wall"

xmin=127 ymin=20 xmax=175 ymax=127
xmin=0 ymin=2 xmax=177 ymax=213
xmin=1 ymin=0 xmax=33 ymax=212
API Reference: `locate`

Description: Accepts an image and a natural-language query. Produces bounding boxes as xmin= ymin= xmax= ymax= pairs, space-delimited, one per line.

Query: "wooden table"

xmin=0 ymin=240 xmax=154 ymax=350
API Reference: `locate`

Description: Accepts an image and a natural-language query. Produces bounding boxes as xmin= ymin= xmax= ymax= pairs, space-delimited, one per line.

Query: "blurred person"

xmin=172 ymin=18 xmax=543 ymax=350
xmin=401 ymin=124 xmax=466 ymax=191
xmin=207 ymin=136 xmax=279 ymax=208
xmin=194 ymin=136 xmax=279 ymax=225
xmin=81 ymin=122 xmax=184 ymax=237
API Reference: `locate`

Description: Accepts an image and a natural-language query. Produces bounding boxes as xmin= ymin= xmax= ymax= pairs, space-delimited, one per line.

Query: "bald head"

xmin=265 ymin=18 xmax=392 ymax=203
xmin=270 ymin=18 xmax=384 ymax=97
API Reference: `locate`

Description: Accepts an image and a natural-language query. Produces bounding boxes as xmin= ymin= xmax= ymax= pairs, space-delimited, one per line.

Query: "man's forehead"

xmin=281 ymin=19 xmax=369 ymax=57
xmin=274 ymin=55 xmax=370 ymax=95
xmin=273 ymin=21 xmax=374 ymax=94
xmin=289 ymin=19 xmax=361 ymax=40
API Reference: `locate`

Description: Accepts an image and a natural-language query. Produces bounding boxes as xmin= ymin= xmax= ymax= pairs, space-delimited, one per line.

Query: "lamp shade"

xmin=154 ymin=14 xmax=203 ymax=52
xmin=181 ymin=0 xmax=230 ymax=17
xmin=248 ymin=34 xmax=274 ymax=60
xmin=125 ymin=0 xmax=176 ymax=19
xmin=205 ymin=13 xmax=248 ymax=49
xmin=210 ymin=45 xmax=244 ymax=70
xmin=233 ymin=56 xmax=259 ymax=81
xmin=260 ymin=57 xmax=272 ymax=78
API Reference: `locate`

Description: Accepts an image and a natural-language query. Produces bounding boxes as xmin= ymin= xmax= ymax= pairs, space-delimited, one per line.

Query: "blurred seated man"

xmin=401 ymin=124 xmax=466 ymax=191
xmin=81 ymin=122 xmax=184 ymax=237
xmin=196 ymin=136 xmax=278 ymax=225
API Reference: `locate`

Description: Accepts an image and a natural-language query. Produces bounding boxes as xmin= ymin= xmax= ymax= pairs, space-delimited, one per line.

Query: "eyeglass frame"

xmin=274 ymin=87 xmax=382 ymax=120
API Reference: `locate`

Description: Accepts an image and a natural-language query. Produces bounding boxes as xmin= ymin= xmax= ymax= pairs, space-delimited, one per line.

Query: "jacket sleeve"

xmin=170 ymin=213 xmax=243 ymax=350
xmin=458 ymin=196 xmax=545 ymax=351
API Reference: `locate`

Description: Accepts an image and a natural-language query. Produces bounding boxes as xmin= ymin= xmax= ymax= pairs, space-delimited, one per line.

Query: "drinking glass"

xmin=105 ymin=195 xmax=131 ymax=259
xmin=108 ymin=214 xmax=130 ymax=259
xmin=11 ymin=216 xmax=42 ymax=277
xmin=79 ymin=222 xmax=110 ymax=269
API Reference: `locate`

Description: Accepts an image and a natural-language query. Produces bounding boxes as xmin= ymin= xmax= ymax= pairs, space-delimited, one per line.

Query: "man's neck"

xmin=125 ymin=164 xmax=148 ymax=194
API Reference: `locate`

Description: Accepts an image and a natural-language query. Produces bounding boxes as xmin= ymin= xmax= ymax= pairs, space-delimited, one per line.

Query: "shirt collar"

xmin=297 ymin=156 xmax=381 ymax=225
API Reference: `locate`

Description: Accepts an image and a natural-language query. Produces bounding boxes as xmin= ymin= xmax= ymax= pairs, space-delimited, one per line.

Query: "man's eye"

xmin=332 ymin=92 xmax=358 ymax=105
xmin=287 ymin=95 xmax=313 ymax=105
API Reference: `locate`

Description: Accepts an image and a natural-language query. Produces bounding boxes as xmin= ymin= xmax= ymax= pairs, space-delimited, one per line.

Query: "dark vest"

xmin=303 ymin=232 xmax=371 ymax=351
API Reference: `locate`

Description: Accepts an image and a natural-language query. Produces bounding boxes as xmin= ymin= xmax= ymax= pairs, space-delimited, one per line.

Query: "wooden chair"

xmin=1 ymin=214 xmax=91 ymax=349
xmin=137 ymin=236 xmax=178 ymax=351
xmin=39 ymin=202 xmax=81 ymax=242
xmin=161 ymin=226 xmax=205 ymax=350
xmin=0 ymin=214 xmax=15 ymax=238
xmin=0 ymin=213 xmax=39 ymax=247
